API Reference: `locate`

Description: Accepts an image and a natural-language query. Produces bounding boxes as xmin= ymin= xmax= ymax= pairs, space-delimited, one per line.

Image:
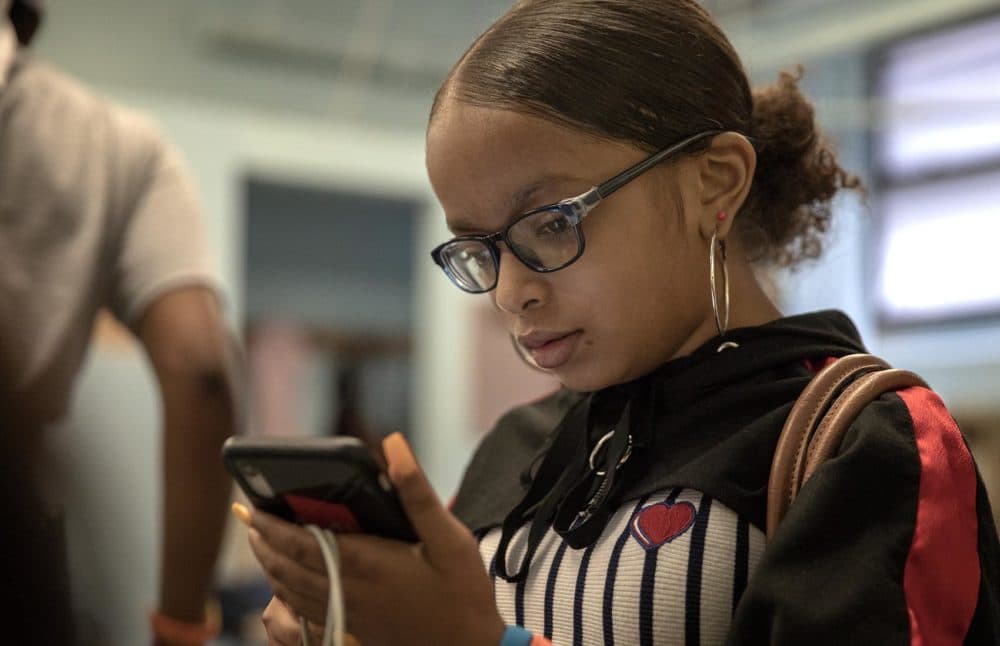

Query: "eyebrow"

xmin=447 ymin=176 xmax=578 ymax=236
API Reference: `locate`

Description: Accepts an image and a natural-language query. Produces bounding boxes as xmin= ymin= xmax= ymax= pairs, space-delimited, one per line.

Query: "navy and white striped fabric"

xmin=478 ymin=487 xmax=765 ymax=646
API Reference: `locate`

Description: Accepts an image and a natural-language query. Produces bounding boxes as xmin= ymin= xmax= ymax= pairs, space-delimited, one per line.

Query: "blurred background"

xmin=25 ymin=0 xmax=1000 ymax=643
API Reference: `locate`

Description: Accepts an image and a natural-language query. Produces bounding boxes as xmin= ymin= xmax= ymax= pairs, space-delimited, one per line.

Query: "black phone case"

xmin=222 ymin=436 xmax=417 ymax=542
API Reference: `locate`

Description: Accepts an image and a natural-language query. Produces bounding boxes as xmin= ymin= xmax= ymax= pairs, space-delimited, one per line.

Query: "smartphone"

xmin=222 ymin=435 xmax=417 ymax=542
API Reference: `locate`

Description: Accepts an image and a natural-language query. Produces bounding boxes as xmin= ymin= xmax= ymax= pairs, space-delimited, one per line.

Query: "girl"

xmin=240 ymin=1 xmax=1000 ymax=644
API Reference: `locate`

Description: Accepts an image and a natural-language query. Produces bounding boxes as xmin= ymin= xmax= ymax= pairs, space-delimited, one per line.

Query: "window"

xmin=871 ymin=11 xmax=1000 ymax=327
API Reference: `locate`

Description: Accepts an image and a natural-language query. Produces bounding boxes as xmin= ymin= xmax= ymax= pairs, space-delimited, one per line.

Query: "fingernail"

xmin=231 ymin=502 xmax=252 ymax=526
xmin=383 ymin=432 xmax=416 ymax=470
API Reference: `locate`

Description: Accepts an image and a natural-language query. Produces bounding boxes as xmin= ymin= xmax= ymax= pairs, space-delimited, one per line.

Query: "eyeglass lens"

xmin=440 ymin=208 xmax=581 ymax=292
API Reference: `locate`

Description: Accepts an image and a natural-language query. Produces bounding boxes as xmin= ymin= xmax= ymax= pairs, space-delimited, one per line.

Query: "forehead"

xmin=426 ymin=102 xmax=635 ymax=230
xmin=428 ymin=101 xmax=590 ymax=162
xmin=427 ymin=103 xmax=585 ymax=191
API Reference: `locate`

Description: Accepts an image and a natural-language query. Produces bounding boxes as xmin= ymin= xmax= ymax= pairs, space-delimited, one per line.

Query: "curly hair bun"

xmin=743 ymin=67 xmax=863 ymax=267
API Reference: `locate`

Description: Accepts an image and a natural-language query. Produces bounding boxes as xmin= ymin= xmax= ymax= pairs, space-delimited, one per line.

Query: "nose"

xmin=493 ymin=245 xmax=546 ymax=314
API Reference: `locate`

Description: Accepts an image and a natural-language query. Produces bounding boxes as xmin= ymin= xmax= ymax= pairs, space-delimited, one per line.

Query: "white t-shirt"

xmin=0 ymin=8 xmax=14 ymax=87
xmin=0 ymin=41 xmax=220 ymax=424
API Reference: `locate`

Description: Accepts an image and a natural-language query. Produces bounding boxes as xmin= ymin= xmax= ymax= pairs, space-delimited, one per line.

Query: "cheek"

xmin=572 ymin=220 xmax=704 ymax=365
xmin=583 ymin=218 xmax=683 ymax=315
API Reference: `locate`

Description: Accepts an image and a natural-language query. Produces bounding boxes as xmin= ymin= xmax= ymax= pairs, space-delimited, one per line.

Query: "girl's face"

xmin=426 ymin=101 xmax=719 ymax=392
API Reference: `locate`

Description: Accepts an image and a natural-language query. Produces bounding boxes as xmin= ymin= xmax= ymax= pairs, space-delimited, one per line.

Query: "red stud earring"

xmin=717 ymin=210 xmax=728 ymax=222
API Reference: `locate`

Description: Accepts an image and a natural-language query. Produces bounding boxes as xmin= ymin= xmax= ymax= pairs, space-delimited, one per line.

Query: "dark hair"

xmin=431 ymin=0 xmax=861 ymax=267
xmin=8 ymin=1 xmax=44 ymax=46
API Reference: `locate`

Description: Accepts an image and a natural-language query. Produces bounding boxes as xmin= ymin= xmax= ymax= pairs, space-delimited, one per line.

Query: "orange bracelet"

xmin=149 ymin=603 xmax=221 ymax=646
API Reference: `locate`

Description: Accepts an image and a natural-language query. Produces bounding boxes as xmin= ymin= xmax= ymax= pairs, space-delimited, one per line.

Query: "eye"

xmin=534 ymin=214 xmax=572 ymax=238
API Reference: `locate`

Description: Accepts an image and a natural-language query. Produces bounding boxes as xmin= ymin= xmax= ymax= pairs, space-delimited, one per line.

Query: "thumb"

xmin=382 ymin=432 xmax=470 ymax=564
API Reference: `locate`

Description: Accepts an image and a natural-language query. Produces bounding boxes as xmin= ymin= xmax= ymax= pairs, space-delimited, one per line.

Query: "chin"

xmin=554 ymin=366 xmax=622 ymax=393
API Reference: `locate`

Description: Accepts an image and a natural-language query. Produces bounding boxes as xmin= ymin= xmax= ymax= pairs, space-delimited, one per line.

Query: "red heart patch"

xmin=630 ymin=500 xmax=697 ymax=550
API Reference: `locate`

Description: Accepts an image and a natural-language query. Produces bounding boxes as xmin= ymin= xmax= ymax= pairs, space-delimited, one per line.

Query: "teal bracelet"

xmin=499 ymin=625 xmax=533 ymax=646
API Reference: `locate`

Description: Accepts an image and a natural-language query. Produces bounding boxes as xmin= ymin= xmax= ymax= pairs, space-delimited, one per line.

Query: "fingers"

xmin=333 ymin=532 xmax=395 ymax=581
xmin=302 ymin=620 xmax=327 ymax=646
xmin=240 ymin=509 xmax=369 ymax=643
xmin=250 ymin=511 xmax=329 ymax=574
xmin=262 ymin=597 xmax=303 ymax=646
xmin=327 ymin=569 xmax=386 ymax=642
xmin=381 ymin=433 xmax=475 ymax=566
xmin=249 ymin=527 xmax=330 ymax=625
xmin=235 ymin=505 xmax=332 ymax=626
xmin=262 ymin=595 xmax=364 ymax=646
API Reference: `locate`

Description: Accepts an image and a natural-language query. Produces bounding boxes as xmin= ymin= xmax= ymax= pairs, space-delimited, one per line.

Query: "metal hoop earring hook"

xmin=709 ymin=228 xmax=732 ymax=340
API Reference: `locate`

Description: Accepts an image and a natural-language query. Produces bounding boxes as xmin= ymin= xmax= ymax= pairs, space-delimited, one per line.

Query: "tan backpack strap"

xmin=801 ymin=368 xmax=928 ymax=483
xmin=766 ymin=354 xmax=890 ymax=538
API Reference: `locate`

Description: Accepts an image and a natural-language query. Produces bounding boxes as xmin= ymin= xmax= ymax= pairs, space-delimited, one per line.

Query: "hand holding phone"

xmin=222 ymin=435 xmax=417 ymax=542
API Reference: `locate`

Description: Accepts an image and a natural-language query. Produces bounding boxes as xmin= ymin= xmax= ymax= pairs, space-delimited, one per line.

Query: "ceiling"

xmin=34 ymin=0 xmax=1000 ymax=132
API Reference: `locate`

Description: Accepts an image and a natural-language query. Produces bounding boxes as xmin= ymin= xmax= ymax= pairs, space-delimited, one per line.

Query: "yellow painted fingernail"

xmin=231 ymin=502 xmax=251 ymax=526
xmin=383 ymin=432 xmax=415 ymax=468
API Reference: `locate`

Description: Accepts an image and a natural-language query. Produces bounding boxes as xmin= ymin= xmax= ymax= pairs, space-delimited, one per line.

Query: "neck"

xmin=725 ymin=253 xmax=784 ymax=332
xmin=670 ymin=247 xmax=783 ymax=360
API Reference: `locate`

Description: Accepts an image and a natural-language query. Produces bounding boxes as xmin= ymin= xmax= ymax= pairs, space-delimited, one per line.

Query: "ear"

xmin=693 ymin=132 xmax=756 ymax=241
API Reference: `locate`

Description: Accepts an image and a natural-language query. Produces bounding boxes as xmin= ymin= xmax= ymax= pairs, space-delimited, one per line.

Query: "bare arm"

xmin=138 ymin=285 xmax=241 ymax=627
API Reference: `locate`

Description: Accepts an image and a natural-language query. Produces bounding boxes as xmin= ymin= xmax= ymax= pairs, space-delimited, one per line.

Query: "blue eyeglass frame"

xmin=430 ymin=129 xmax=722 ymax=293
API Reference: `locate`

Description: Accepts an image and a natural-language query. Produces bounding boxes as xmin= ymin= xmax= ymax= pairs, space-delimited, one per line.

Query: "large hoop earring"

xmin=709 ymin=228 xmax=732 ymax=339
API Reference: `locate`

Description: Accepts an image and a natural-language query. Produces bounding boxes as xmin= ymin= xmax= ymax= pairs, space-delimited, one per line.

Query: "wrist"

xmin=499 ymin=625 xmax=532 ymax=646
xmin=498 ymin=625 xmax=552 ymax=646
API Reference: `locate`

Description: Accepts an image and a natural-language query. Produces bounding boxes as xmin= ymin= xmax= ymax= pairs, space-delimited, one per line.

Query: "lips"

xmin=517 ymin=329 xmax=583 ymax=370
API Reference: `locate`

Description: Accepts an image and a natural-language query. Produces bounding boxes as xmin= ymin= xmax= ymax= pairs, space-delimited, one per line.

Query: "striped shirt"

xmin=455 ymin=312 xmax=1000 ymax=644
xmin=479 ymin=487 xmax=765 ymax=645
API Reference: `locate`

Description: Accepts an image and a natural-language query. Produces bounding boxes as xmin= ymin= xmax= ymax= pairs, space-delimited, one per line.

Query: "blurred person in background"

xmin=0 ymin=1 xmax=240 ymax=644
xmin=0 ymin=353 xmax=75 ymax=645
xmin=242 ymin=1 xmax=1000 ymax=645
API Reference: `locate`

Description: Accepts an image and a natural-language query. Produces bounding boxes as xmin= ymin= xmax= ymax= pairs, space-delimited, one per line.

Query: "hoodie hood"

xmin=452 ymin=309 xmax=868 ymax=535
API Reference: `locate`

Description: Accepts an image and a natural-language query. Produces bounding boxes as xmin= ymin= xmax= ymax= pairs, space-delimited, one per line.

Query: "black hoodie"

xmin=451 ymin=310 xmax=1000 ymax=645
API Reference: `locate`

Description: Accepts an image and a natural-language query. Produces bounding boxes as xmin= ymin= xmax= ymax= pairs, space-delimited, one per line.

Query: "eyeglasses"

xmin=430 ymin=130 xmax=722 ymax=293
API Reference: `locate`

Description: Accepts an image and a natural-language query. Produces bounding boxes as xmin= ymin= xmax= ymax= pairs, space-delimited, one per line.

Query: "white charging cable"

xmin=300 ymin=525 xmax=345 ymax=646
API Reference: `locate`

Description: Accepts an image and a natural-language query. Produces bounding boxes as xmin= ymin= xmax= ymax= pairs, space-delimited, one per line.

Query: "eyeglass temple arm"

xmin=559 ymin=130 xmax=722 ymax=225
xmin=595 ymin=130 xmax=722 ymax=200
